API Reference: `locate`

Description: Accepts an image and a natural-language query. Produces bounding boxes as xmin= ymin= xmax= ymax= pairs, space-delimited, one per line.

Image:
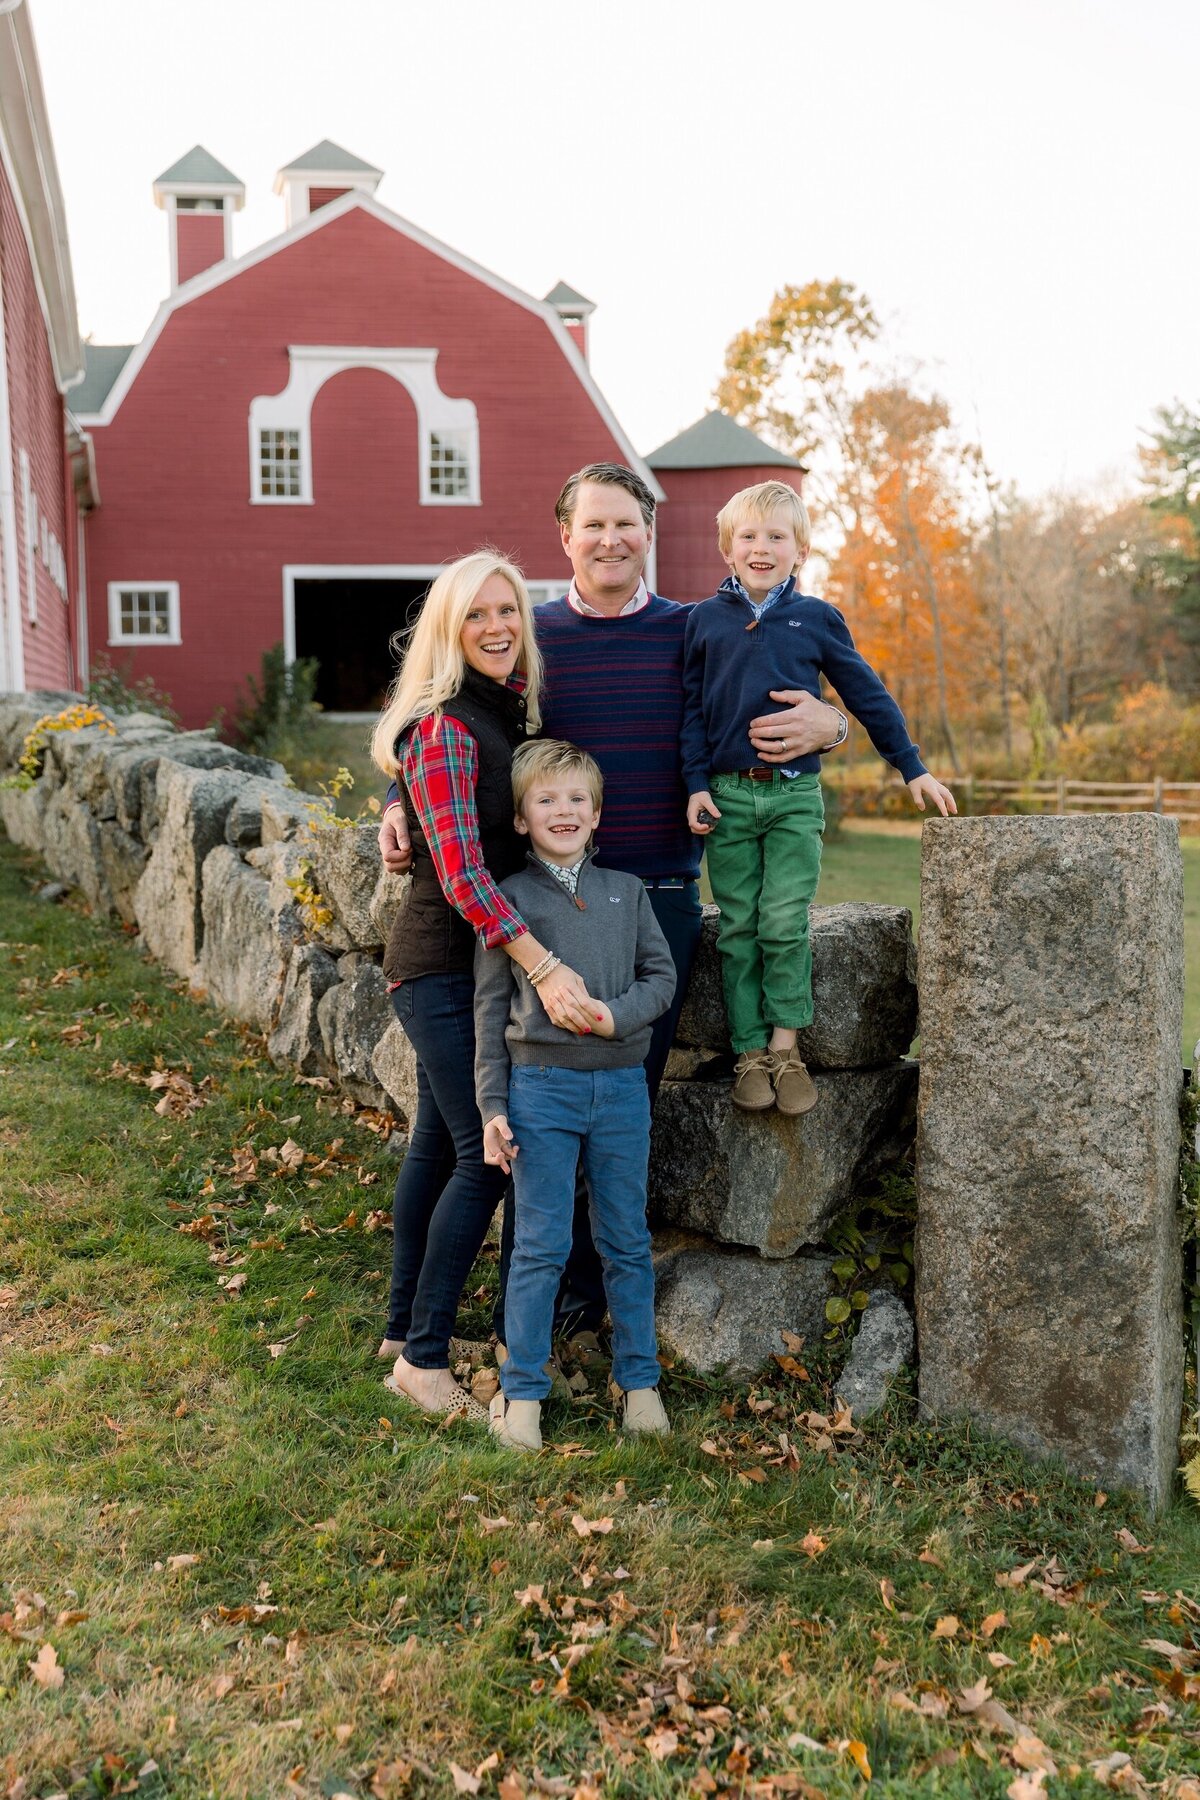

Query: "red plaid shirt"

xmin=398 ymin=713 xmax=527 ymax=950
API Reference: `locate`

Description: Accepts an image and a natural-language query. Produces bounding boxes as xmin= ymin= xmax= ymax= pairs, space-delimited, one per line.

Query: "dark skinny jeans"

xmin=387 ymin=971 xmax=508 ymax=1368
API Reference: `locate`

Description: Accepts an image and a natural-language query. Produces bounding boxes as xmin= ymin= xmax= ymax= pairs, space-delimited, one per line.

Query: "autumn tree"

xmin=825 ymin=381 xmax=984 ymax=775
xmin=714 ymin=279 xmax=879 ymax=535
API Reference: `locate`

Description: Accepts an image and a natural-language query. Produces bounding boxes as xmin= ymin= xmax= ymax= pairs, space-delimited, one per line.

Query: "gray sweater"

xmin=473 ymin=853 xmax=677 ymax=1123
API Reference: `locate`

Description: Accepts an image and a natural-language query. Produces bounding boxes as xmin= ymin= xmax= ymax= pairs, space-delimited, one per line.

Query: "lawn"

xmin=1 ymin=835 xmax=1199 ymax=1796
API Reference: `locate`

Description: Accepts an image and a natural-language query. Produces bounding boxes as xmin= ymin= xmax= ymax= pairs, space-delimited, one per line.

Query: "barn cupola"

xmin=152 ymin=146 xmax=244 ymax=290
xmin=544 ymin=281 xmax=596 ymax=361
xmin=273 ymin=140 xmax=383 ymax=228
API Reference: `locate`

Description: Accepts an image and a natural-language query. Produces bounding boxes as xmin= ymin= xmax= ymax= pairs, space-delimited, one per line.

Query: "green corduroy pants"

xmin=704 ymin=771 xmax=824 ymax=1054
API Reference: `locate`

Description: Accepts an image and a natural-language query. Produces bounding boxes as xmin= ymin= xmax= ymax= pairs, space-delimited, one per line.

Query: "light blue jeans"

xmin=502 ymin=1064 xmax=660 ymax=1401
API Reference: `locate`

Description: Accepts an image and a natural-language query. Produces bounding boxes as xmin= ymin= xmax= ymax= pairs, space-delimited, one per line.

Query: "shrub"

xmin=86 ymin=654 xmax=179 ymax=725
xmin=231 ymin=643 xmax=321 ymax=756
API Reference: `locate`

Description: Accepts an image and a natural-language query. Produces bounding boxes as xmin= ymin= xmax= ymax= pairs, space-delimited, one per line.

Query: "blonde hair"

xmin=371 ymin=551 xmax=543 ymax=777
xmin=716 ymin=480 xmax=811 ymax=566
xmin=511 ymin=738 xmax=604 ymax=814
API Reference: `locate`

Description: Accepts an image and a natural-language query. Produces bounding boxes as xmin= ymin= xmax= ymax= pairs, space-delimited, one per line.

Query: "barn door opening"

xmin=293 ymin=576 xmax=430 ymax=715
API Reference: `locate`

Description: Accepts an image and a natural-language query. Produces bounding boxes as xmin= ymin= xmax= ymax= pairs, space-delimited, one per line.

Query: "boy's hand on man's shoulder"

xmin=483 ymin=1115 xmax=519 ymax=1173
xmin=907 ymin=774 xmax=957 ymax=818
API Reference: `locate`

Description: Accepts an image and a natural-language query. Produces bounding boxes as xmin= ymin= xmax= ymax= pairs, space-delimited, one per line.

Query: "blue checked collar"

xmin=720 ymin=571 xmax=796 ymax=620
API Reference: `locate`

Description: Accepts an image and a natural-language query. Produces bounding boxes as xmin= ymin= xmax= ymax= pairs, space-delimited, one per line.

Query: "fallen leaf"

xmin=1141 ymin=1638 xmax=1200 ymax=1670
xmin=956 ymin=1678 xmax=993 ymax=1714
xmin=55 ymin=1608 xmax=88 ymax=1628
xmin=1115 ymin=1528 xmax=1153 ymax=1556
xmin=800 ymin=1530 xmax=827 ymax=1558
xmin=450 ymin=1765 xmax=481 ymax=1795
xmin=996 ymin=1559 xmax=1038 ymax=1588
xmin=1006 ymin=1776 xmax=1047 ymax=1800
xmin=212 ymin=1671 xmax=237 ymax=1698
xmin=166 ymin=1553 xmax=201 ymax=1571
xmin=879 ymin=1578 xmax=896 ymax=1612
xmin=479 ymin=1515 xmax=513 ymax=1535
xmin=27 ymin=1642 xmax=63 ymax=1689
xmin=278 ymin=1137 xmax=305 ymax=1169
xmin=571 ymin=1514 xmax=613 ymax=1537
xmin=981 ymin=1610 xmax=1009 ymax=1638
xmin=1089 ymin=1753 xmax=1134 ymax=1786
xmin=988 ymin=1651 xmax=1017 ymax=1669
xmin=1029 ymin=1633 xmax=1053 ymax=1659
xmin=1009 ymin=1734 xmax=1057 ymax=1775
xmin=918 ymin=1546 xmax=943 ymax=1568
xmin=933 ymin=1614 xmax=960 ymax=1639
xmin=844 ymin=1738 xmax=871 ymax=1781
xmin=643 ymin=1729 xmax=678 ymax=1762
xmin=334 ymin=1723 xmax=354 ymax=1744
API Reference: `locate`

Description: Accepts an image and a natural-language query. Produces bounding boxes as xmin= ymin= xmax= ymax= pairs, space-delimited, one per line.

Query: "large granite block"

xmin=677 ymin=902 xmax=917 ymax=1068
xmin=648 ymin=1062 xmax=917 ymax=1256
xmin=317 ymin=952 xmax=393 ymax=1108
xmin=268 ymin=942 xmax=339 ymax=1076
xmin=133 ymin=763 xmax=247 ymax=977
xmin=199 ymin=846 xmax=304 ymax=1031
xmin=916 ymin=815 xmax=1185 ymax=1511
xmin=652 ymin=1233 xmax=835 ymax=1375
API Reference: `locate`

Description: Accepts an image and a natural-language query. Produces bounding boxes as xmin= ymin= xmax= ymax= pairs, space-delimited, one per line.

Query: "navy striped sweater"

xmin=537 ymin=596 xmax=699 ymax=881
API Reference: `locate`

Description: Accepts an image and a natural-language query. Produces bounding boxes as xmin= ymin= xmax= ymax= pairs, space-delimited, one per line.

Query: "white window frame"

xmin=527 ymin=580 xmax=572 ymax=608
xmin=256 ymin=426 xmax=305 ymax=501
xmin=107 ymin=581 xmax=181 ymax=647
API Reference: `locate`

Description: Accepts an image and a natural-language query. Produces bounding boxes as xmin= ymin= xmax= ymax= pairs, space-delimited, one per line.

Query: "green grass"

xmin=0 ymin=837 xmax=1199 ymax=1796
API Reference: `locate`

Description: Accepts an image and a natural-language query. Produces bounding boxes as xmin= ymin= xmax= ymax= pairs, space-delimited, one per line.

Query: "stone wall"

xmin=0 ymin=691 xmax=921 ymax=1387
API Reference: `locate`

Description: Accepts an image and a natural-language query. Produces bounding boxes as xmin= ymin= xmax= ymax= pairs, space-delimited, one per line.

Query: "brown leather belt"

xmin=731 ymin=768 xmax=777 ymax=782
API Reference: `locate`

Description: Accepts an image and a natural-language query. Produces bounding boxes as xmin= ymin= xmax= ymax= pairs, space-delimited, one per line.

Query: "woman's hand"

xmin=687 ymin=791 xmax=721 ymax=835
xmin=378 ymin=802 xmax=413 ymax=875
xmin=907 ymin=774 xmax=957 ymax=817
xmin=589 ymin=1001 xmax=616 ymax=1040
xmin=483 ymin=1115 xmax=518 ymax=1173
xmin=536 ymin=961 xmax=603 ymax=1035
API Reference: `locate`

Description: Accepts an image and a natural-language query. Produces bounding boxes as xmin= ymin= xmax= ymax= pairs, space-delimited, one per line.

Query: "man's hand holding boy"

xmin=483 ymin=1115 xmax=518 ymax=1173
xmin=907 ymin=774 xmax=957 ymax=817
xmin=378 ymin=802 xmax=413 ymax=875
xmin=750 ymin=690 xmax=845 ymax=763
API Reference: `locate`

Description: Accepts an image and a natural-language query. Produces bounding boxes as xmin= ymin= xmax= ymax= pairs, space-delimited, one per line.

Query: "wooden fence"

xmin=962 ymin=777 xmax=1200 ymax=825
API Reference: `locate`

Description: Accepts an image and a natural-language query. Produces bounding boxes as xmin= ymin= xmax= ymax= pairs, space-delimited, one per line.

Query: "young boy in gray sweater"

xmin=474 ymin=739 xmax=677 ymax=1453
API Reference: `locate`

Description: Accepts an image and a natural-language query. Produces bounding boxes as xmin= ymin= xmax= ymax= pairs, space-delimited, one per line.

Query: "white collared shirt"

xmin=566 ymin=577 xmax=649 ymax=618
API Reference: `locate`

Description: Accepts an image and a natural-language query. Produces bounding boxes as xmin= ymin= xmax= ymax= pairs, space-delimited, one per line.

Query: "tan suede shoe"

xmin=489 ymin=1393 xmax=542 ymax=1453
xmin=731 ymin=1050 xmax=775 ymax=1111
xmin=771 ymin=1047 xmax=818 ymax=1116
xmin=623 ymin=1388 xmax=671 ymax=1435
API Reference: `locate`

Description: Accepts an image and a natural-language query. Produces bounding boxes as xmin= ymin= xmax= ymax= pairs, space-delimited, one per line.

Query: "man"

xmin=378 ymin=462 xmax=845 ymax=1350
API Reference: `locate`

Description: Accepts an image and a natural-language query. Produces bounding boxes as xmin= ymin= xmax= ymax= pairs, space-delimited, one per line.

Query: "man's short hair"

xmin=717 ymin=479 xmax=811 ymax=566
xmin=511 ymin=738 xmax=604 ymax=813
xmin=554 ymin=463 xmax=657 ymax=531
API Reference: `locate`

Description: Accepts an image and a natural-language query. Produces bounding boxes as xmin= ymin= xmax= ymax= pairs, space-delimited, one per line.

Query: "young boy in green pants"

xmin=681 ymin=480 xmax=955 ymax=1115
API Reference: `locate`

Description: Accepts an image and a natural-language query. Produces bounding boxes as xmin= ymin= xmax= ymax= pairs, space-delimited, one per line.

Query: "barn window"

xmin=107 ymin=582 xmax=181 ymax=646
xmin=429 ymin=430 xmax=473 ymax=499
xmin=258 ymin=428 xmax=303 ymax=498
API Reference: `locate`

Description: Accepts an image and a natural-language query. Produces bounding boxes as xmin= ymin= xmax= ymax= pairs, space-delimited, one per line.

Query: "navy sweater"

xmin=680 ymin=577 xmax=926 ymax=793
xmin=536 ymin=596 xmax=698 ymax=881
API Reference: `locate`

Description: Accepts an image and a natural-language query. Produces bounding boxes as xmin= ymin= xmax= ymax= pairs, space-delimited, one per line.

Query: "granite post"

xmin=916 ymin=815 xmax=1185 ymax=1510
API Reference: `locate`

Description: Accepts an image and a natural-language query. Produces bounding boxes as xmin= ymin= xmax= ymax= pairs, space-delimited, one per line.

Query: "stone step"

xmin=648 ymin=1061 xmax=917 ymax=1257
xmin=677 ymin=901 xmax=917 ymax=1068
xmin=652 ymin=1231 xmax=835 ymax=1375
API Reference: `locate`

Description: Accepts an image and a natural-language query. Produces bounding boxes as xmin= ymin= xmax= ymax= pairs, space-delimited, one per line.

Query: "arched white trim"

xmin=249 ymin=345 xmax=480 ymax=507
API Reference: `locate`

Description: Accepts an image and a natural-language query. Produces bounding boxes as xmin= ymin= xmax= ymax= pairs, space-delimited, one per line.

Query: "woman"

xmin=370 ymin=551 xmax=595 ymax=1418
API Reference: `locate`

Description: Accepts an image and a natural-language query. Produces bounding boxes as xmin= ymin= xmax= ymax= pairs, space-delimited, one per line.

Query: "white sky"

xmin=31 ymin=0 xmax=1200 ymax=502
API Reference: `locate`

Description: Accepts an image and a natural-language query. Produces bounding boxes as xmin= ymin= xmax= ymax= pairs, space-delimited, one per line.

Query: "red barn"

xmin=0 ymin=3 xmax=89 ymax=697
xmin=74 ymin=141 xmax=673 ymax=725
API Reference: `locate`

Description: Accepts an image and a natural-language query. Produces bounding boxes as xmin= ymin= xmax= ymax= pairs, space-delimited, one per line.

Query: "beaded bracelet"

xmin=528 ymin=953 xmax=561 ymax=988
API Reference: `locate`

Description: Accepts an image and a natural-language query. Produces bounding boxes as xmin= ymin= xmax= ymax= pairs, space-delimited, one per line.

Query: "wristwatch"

xmin=819 ymin=709 xmax=849 ymax=753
